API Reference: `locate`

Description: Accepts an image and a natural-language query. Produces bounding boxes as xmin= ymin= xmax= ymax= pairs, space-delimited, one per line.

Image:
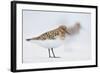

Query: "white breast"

xmin=29 ymin=39 xmax=64 ymax=48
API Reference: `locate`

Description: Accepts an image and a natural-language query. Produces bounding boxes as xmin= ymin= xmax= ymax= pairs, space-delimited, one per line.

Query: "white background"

xmin=23 ymin=10 xmax=91 ymax=63
xmin=0 ymin=0 xmax=99 ymax=73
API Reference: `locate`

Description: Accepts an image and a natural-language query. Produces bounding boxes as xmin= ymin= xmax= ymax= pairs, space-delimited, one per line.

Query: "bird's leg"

xmin=48 ymin=48 xmax=51 ymax=58
xmin=51 ymin=48 xmax=56 ymax=58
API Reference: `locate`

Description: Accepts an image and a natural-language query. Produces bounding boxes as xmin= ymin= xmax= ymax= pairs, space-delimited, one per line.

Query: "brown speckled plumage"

xmin=30 ymin=25 xmax=69 ymax=40
xmin=26 ymin=22 xmax=80 ymax=41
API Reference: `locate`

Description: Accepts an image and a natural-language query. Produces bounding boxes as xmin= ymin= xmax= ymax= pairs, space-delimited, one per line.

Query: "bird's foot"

xmin=49 ymin=56 xmax=60 ymax=58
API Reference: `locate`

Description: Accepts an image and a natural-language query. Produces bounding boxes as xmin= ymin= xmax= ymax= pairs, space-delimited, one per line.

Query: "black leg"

xmin=51 ymin=48 xmax=56 ymax=58
xmin=48 ymin=48 xmax=51 ymax=58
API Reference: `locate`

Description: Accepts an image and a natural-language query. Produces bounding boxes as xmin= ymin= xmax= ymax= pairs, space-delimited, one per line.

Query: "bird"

xmin=26 ymin=22 xmax=81 ymax=58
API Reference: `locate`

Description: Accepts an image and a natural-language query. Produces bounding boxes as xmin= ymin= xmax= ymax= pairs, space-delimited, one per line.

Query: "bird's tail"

xmin=26 ymin=37 xmax=39 ymax=41
xmin=26 ymin=38 xmax=32 ymax=41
